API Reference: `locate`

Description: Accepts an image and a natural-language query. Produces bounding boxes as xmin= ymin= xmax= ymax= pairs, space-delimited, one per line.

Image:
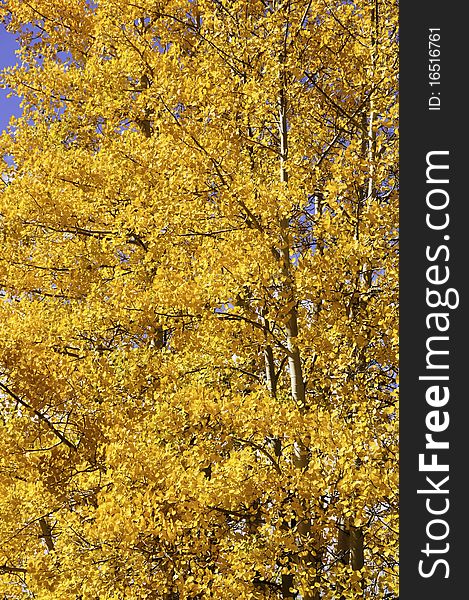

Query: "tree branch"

xmin=0 ymin=382 xmax=77 ymax=451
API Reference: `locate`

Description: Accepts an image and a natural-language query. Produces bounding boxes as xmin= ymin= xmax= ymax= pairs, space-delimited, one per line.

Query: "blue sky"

xmin=0 ymin=24 xmax=22 ymax=132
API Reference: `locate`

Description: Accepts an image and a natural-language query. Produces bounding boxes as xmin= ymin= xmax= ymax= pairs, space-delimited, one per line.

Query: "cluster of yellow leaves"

xmin=1 ymin=1 xmax=398 ymax=598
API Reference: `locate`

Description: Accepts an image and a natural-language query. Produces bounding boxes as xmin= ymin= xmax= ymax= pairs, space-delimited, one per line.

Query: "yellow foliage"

xmin=1 ymin=1 xmax=398 ymax=598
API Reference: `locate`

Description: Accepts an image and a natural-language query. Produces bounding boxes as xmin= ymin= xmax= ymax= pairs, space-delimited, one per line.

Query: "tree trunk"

xmin=284 ymin=307 xmax=306 ymax=409
xmin=337 ymin=521 xmax=350 ymax=600
xmin=278 ymin=44 xmax=316 ymax=600
xmin=350 ymin=526 xmax=364 ymax=571
xmin=279 ymin=85 xmax=306 ymax=411
xmin=281 ymin=573 xmax=295 ymax=599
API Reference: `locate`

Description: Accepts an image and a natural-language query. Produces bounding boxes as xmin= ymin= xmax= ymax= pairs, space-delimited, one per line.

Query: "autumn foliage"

xmin=0 ymin=1 xmax=398 ymax=598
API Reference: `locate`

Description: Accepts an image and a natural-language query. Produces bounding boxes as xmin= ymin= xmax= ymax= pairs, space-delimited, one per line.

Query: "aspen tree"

xmin=1 ymin=1 xmax=398 ymax=598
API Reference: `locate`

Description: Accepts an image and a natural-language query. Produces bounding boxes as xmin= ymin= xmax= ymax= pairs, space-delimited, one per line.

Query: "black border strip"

xmin=400 ymin=4 xmax=465 ymax=598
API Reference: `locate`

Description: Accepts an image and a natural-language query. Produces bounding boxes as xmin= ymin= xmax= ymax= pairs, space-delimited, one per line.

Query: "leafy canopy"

xmin=0 ymin=1 xmax=398 ymax=599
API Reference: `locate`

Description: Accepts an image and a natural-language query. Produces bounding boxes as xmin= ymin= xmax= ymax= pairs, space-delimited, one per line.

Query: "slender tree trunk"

xmin=343 ymin=8 xmax=378 ymax=586
xmin=279 ymin=85 xmax=306 ymax=412
xmin=284 ymin=308 xmax=306 ymax=409
xmin=281 ymin=573 xmax=295 ymax=599
xmin=338 ymin=521 xmax=350 ymax=565
xmin=337 ymin=521 xmax=350 ymax=600
xmin=278 ymin=43 xmax=318 ymax=599
xmin=350 ymin=526 xmax=364 ymax=571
